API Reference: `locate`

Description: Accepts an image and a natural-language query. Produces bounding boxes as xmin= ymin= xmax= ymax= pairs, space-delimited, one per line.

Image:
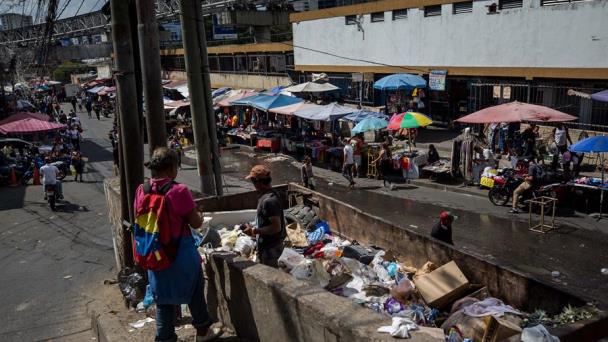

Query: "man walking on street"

xmin=243 ymin=165 xmax=286 ymax=268
xmin=77 ymin=96 xmax=83 ymax=112
xmin=85 ymin=98 xmax=93 ymax=119
xmin=342 ymin=138 xmax=356 ymax=188
xmin=70 ymin=97 xmax=77 ymax=112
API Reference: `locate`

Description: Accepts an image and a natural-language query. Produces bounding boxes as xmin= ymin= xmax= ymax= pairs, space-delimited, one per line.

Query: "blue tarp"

xmin=342 ymin=110 xmax=389 ymax=123
xmin=212 ymin=87 xmax=231 ymax=98
xmin=294 ymin=103 xmax=355 ymax=121
xmin=229 ymin=94 xmax=265 ymax=106
xmin=570 ymin=136 xmax=608 ymax=153
xmin=373 ymin=73 xmax=427 ymax=91
xmin=264 ymin=86 xmax=284 ymax=96
xmin=248 ymin=94 xmax=302 ymax=111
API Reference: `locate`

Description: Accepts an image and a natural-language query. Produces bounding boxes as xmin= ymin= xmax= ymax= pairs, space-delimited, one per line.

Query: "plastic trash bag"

xmin=234 ymin=236 xmax=255 ymax=257
xmin=377 ymin=317 xmax=419 ymax=338
xmin=290 ymin=259 xmax=330 ymax=288
xmin=118 ymin=267 xmax=146 ymax=307
xmin=220 ymin=230 xmax=239 ymax=251
xmin=278 ymin=248 xmax=305 ymax=272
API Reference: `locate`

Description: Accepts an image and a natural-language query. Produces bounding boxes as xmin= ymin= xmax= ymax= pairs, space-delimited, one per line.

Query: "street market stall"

xmin=0 ymin=118 xmax=66 ymax=135
xmin=568 ymin=135 xmax=608 ymax=219
xmin=374 ymin=73 xmax=427 ymax=114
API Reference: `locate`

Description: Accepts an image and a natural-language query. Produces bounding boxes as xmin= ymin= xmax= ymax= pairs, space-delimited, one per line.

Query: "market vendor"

xmin=243 ymin=165 xmax=286 ymax=267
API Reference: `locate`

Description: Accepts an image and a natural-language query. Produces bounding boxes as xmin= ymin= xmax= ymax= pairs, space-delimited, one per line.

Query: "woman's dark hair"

xmin=429 ymin=144 xmax=436 ymax=151
xmin=145 ymin=147 xmax=178 ymax=176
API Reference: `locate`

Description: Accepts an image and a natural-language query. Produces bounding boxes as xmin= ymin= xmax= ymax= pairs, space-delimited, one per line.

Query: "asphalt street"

xmin=0 ymin=108 xmax=116 ymax=341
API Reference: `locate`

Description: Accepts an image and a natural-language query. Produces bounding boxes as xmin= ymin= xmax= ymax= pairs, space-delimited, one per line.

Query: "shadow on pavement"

xmin=82 ymin=139 xmax=113 ymax=163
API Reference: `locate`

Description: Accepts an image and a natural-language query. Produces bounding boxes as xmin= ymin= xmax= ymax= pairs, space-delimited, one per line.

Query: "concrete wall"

xmin=292 ymin=0 xmax=608 ymax=70
xmin=204 ymin=252 xmax=446 ymax=342
xmin=162 ymin=71 xmax=291 ymax=90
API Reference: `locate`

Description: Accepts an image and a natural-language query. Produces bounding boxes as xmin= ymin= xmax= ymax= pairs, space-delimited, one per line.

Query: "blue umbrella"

xmin=591 ymin=89 xmax=608 ymax=103
xmin=570 ymin=136 xmax=608 ymax=153
xmin=351 ymin=117 xmax=388 ymax=134
xmin=247 ymin=94 xmax=302 ymax=111
xmin=373 ymin=73 xmax=427 ymax=91
xmin=570 ymin=135 xmax=608 ymax=219
xmin=264 ymin=86 xmax=285 ymax=96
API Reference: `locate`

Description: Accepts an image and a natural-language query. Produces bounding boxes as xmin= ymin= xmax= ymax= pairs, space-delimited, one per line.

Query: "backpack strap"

xmin=142 ymin=182 xmax=152 ymax=195
xmin=142 ymin=180 xmax=175 ymax=195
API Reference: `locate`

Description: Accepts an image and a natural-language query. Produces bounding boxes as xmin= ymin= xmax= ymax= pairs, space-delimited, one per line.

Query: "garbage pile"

xmin=202 ymin=218 xmax=599 ymax=341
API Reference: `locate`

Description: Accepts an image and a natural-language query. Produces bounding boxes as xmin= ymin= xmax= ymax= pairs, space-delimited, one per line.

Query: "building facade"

xmin=290 ymin=0 xmax=608 ymax=126
xmin=0 ymin=13 xmax=33 ymax=31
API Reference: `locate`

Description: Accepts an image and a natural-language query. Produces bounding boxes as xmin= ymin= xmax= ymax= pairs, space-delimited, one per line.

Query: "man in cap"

xmin=431 ymin=211 xmax=454 ymax=245
xmin=243 ymin=165 xmax=286 ymax=267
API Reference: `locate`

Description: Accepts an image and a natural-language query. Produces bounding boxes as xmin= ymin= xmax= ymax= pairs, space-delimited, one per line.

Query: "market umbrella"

xmin=351 ymin=117 xmax=388 ymax=134
xmin=0 ymin=118 xmax=66 ymax=135
xmin=263 ymin=86 xmax=285 ymax=96
xmin=229 ymin=94 xmax=267 ymax=107
xmin=0 ymin=112 xmax=49 ymax=125
xmin=387 ymin=112 xmax=433 ymax=151
xmin=212 ymin=87 xmax=231 ymax=98
xmin=373 ymin=73 xmax=427 ymax=91
xmin=269 ymin=102 xmax=318 ymax=116
xmin=591 ymin=90 xmax=608 ymax=103
xmin=455 ymin=101 xmax=578 ymax=124
xmin=342 ymin=110 xmax=389 ymax=123
xmin=294 ymin=102 xmax=355 ymax=121
xmin=570 ymin=135 xmax=608 ymax=219
xmin=284 ymin=82 xmax=339 ymax=93
xmin=216 ymin=90 xmax=258 ymax=107
xmin=246 ymin=94 xmax=302 ymax=111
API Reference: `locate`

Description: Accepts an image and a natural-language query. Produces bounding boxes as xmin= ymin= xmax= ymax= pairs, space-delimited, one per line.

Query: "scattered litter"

xmin=521 ymin=324 xmax=559 ymax=342
xmin=579 ymin=244 xmax=585 ymax=248
xmin=104 ymin=279 xmax=118 ymax=285
xmin=63 ymin=275 xmax=72 ymax=279
xmin=377 ymin=317 xmax=419 ymax=338
xmin=409 ymin=224 xmax=418 ymax=228
xmin=129 ymin=317 xmax=155 ymax=329
xmin=265 ymin=156 xmax=289 ymax=162
xmin=601 ymin=268 xmax=608 ymax=276
xmin=328 ymin=182 xmax=334 ymax=186
xmin=128 ymin=329 xmax=135 ymax=333
xmin=551 ymin=271 xmax=560 ymax=278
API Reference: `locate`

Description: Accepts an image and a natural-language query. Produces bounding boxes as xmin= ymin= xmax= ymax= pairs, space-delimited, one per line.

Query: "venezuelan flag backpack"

xmin=133 ymin=181 xmax=179 ymax=271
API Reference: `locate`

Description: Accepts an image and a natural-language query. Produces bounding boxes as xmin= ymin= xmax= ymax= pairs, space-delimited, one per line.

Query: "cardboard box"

xmin=481 ymin=316 xmax=522 ymax=342
xmin=413 ymin=261 xmax=470 ymax=309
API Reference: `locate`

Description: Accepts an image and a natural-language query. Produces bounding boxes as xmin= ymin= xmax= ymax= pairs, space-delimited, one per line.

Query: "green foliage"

xmin=522 ymin=304 xmax=599 ymax=328
xmin=51 ymin=61 xmax=92 ymax=83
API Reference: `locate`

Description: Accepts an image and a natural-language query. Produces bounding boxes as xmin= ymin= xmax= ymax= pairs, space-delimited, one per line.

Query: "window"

xmin=453 ymin=1 xmax=473 ymax=14
xmin=499 ymin=0 xmax=523 ymax=9
xmin=345 ymin=15 xmax=357 ymax=25
xmin=371 ymin=11 xmax=384 ymax=22
xmin=235 ymin=55 xmax=247 ymax=73
xmin=218 ymin=56 xmax=234 ymax=72
xmin=541 ymin=0 xmax=584 ymax=5
xmin=424 ymin=5 xmax=442 ymax=17
xmin=392 ymin=9 xmax=408 ymax=20
xmin=268 ymin=55 xmax=286 ymax=74
xmin=209 ymin=56 xmax=219 ymax=72
xmin=248 ymin=55 xmax=267 ymax=73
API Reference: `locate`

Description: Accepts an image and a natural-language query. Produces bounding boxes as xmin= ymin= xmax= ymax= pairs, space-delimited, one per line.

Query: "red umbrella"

xmin=0 ymin=118 xmax=66 ymax=135
xmin=0 ymin=112 xmax=50 ymax=125
xmin=455 ymin=101 xmax=577 ymax=124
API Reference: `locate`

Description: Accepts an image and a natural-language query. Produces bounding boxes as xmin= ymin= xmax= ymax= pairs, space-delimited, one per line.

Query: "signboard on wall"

xmin=429 ymin=70 xmax=447 ymax=91
xmin=212 ymin=14 xmax=237 ymax=40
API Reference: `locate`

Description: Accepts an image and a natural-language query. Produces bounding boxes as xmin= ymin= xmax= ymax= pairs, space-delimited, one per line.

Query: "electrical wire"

xmin=72 ymin=0 xmax=85 ymax=17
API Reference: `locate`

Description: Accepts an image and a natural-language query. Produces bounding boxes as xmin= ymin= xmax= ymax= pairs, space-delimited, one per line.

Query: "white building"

xmin=0 ymin=13 xmax=33 ymax=31
xmin=290 ymin=0 xmax=608 ymax=124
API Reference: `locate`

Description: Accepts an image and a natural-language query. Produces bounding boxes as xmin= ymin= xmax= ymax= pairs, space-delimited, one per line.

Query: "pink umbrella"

xmin=216 ymin=91 xmax=257 ymax=107
xmin=455 ymin=101 xmax=578 ymax=124
xmin=0 ymin=118 xmax=65 ymax=135
xmin=387 ymin=113 xmax=405 ymax=130
xmin=0 ymin=112 xmax=50 ymax=125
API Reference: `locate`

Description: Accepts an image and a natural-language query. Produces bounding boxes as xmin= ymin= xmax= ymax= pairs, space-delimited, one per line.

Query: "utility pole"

xmin=179 ymin=0 xmax=216 ymax=196
xmin=135 ymin=0 xmax=166 ymax=153
xmin=110 ymin=0 xmax=144 ymax=223
xmin=194 ymin=3 xmax=223 ymax=196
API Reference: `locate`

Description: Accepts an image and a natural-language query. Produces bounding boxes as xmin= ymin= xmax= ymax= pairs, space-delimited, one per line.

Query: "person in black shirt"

xmin=431 ymin=211 xmax=454 ymax=245
xmin=510 ymin=161 xmax=543 ymax=213
xmin=243 ymin=165 xmax=286 ymax=267
xmin=427 ymin=144 xmax=440 ymax=164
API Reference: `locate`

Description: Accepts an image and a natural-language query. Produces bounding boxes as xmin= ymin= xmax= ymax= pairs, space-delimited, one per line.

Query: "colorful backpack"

xmin=133 ymin=181 xmax=178 ymax=271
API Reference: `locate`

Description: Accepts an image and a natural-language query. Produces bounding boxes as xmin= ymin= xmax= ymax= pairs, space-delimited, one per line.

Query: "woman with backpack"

xmin=134 ymin=147 xmax=222 ymax=342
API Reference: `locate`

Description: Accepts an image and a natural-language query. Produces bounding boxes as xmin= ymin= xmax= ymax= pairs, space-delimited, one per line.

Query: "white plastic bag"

xmin=234 ymin=236 xmax=255 ymax=257
xmin=290 ymin=259 xmax=330 ymax=288
xmin=371 ymin=251 xmax=392 ymax=284
xmin=278 ymin=248 xmax=305 ymax=272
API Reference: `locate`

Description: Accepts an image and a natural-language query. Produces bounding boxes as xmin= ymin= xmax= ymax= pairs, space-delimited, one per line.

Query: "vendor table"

xmin=256 ymin=137 xmax=281 ymax=153
xmin=567 ymin=182 xmax=608 ymax=219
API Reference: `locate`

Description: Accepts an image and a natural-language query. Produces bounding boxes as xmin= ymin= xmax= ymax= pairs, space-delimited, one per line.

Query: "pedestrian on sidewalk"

xmin=301 ymin=156 xmax=315 ymax=190
xmin=71 ymin=151 xmax=84 ymax=182
xmin=431 ymin=211 xmax=455 ymax=245
xmin=374 ymin=143 xmax=392 ymax=188
xmin=70 ymin=97 xmax=77 ymax=112
xmin=135 ymin=148 xmax=222 ymax=342
xmin=349 ymin=134 xmax=364 ymax=178
xmin=85 ymin=98 xmax=93 ymax=119
xmin=243 ymin=165 xmax=286 ymax=267
xmin=76 ymin=96 xmax=83 ymax=112
xmin=342 ymin=138 xmax=356 ymax=189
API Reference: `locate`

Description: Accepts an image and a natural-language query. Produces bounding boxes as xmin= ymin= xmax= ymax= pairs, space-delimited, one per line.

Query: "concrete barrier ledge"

xmin=205 ymin=252 xmax=446 ymax=342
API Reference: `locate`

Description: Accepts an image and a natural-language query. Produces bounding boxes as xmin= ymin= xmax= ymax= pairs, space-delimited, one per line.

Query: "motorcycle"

xmin=45 ymin=184 xmax=59 ymax=211
xmin=488 ymin=168 xmax=563 ymax=210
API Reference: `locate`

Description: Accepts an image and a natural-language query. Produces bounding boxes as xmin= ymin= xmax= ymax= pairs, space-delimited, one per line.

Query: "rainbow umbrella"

xmin=387 ymin=112 xmax=433 ymax=151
